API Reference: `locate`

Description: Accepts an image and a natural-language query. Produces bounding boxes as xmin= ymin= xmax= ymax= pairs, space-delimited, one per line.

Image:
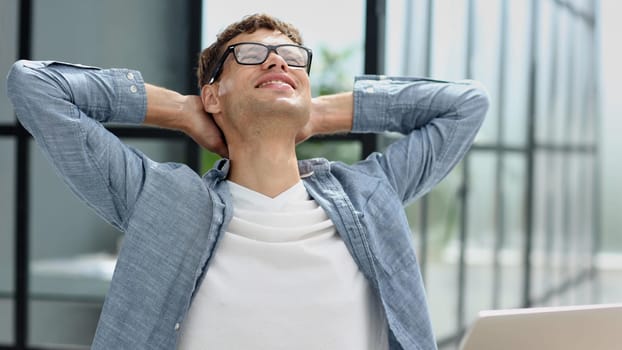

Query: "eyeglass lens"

xmin=233 ymin=43 xmax=308 ymax=67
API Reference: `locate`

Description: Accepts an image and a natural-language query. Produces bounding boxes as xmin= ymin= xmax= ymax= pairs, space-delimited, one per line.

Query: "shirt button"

xmin=126 ymin=72 xmax=135 ymax=80
xmin=174 ymin=323 xmax=180 ymax=331
xmin=130 ymin=85 xmax=138 ymax=93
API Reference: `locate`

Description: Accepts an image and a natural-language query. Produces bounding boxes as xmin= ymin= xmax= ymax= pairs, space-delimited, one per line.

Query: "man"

xmin=7 ymin=13 xmax=488 ymax=350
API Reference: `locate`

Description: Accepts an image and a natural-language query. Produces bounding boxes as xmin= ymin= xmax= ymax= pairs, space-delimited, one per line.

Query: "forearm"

xmin=352 ymin=76 xmax=489 ymax=134
xmin=144 ymin=84 xmax=228 ymax=156
xmin=351 ymin=75 xmax=489 ymax=204
xmin=6 ymin=60 xmax=149 ymax=228
xmin=144 ymin=84 xmax=193 ymax=132
xmin=310 ymin=92 xmax=354 ymax=136
xmin=7 ymin=60 xmax=146 ymax=128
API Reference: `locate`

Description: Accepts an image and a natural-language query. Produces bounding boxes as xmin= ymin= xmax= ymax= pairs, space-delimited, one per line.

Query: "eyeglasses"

xmin=208 ymin=42 xmax=313 ymax=84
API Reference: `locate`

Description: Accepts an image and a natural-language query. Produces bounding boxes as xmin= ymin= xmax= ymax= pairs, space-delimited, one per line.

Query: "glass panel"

xmin=29 ymin=139 xmax=185 ymax=346
xmin=566 ymin=155 xmax=581 ymax=284
xmin=0 ymin=299 xmax=13 ymax=344
xmin=563 ymin=18 xmax=581 ymax=149
xmin=568 ymin=25 xmax=582 ymax=146
xmin=499 ymin=154 xmax=525 ymax=309
xmin=532 ymin=1 xmax=600 ymax=306
xmin=502 ymin=0 xmax=530 ymax=146
xmin=531 ymin=150 xmax=548 ymax=299
xmin=599 ymin=263 xmax=622 ymax=304
xmin=32 ymin=0 xmax=193 ymax=92
xmin=552 ymin=10 xmax=572 ymax=147
xmin=421 ymin=164 xmax=463 ymax=339
xmin=0 ymin=139 xmax=15 ymax=294
xmin=584 ymin=21 xmax=598 ymax=146
xmin=535 ymin=0 xmax=554 ymax=144
xmin=601 ymin=0 xmax=622 ymax=260
xmin=430 ymin=0 xmax=467 ymax=80
xmin=0 ymin=0 xmax=18 ymax=123
xmin=296 ymin=140 xmax=362 ymax=165
xmin=577 ymin=154 xmax=595 ymax=275
xmin=575 ymin=22 xmax=595 ymax=145
xmin=566 ymin=154 xmax=595 ymax=297
xmin=574 ymin=279 xmax=592 ymax=305
xmin=550 ymin=152 xmax=567 ymax=305
xmin=532 ymin=149 xmax=565 ymax=301
xmin=0 ymin=135 xmax=12 ymax=345
xmin=385 ymin=0 xmax=431 ymax=76
xmin=465 ymin=154 xmax=495 ymax=321
xmin=547 ymin=3 xmax=564 ymax=146
xmin=470 ymin=0 xmax=501 ymax=144
xmin=558 ymin=153 xmax=576 ymax=306
xmin=584 ymin=161 xmax=596 ymax=283
xmin=29 ymin=300 xmax=100 ymax=347
xmin=202 ymin=0 xmax=364 ymax=96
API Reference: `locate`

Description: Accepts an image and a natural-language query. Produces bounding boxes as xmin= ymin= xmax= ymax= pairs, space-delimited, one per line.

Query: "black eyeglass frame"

xmin=208 ymin=42 xmax=313 ymax=84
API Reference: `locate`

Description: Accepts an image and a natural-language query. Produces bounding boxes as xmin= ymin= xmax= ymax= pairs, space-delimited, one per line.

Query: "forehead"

xmin=227 ymin=28 xmax=295 ymax=47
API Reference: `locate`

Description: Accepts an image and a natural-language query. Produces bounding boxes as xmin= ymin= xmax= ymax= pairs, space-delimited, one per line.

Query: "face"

xmin=205 ymin=29 xmax=312 ymax=141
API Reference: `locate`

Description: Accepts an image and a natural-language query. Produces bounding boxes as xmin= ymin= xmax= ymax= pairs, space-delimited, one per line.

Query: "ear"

xmin=201 ymin=84 xmax=222 ymax=115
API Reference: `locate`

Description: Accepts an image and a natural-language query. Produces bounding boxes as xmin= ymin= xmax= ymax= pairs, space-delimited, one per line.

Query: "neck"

xmin=227 ymin=138 xmax=301 ymax=198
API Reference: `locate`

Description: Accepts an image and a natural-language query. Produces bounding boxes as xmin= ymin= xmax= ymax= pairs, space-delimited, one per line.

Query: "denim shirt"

xmin=7 ymin=60 xmax=489 ymax=350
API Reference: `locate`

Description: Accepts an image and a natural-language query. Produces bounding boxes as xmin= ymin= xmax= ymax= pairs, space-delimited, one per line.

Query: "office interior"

xmin=0 ymin=0 xmax=620 ymax=349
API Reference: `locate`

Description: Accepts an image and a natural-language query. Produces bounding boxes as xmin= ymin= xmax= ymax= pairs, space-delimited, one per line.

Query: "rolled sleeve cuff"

xmin=109 ymin=68 xmax=147 ymax=125
xmin=352 ymin=75 xmax=390 ymax=134
xmin=11 ymin=60 xmax=148 ymax=125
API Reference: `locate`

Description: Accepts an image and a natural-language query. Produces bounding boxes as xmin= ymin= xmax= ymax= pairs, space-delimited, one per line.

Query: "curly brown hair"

xmin=197 ymin=13 xmax=304 ymax=88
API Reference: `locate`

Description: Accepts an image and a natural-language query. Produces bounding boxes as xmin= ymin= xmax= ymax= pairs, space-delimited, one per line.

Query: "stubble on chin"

xmin=236 ymin=95 xmax=309 ymax=129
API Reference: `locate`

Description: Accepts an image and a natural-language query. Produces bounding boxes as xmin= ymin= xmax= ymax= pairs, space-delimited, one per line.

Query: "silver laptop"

xmin=459 ymin=303 xmax=622 ymax=350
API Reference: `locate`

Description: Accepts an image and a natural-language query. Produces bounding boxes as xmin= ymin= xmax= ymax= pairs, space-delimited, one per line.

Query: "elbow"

xmin=7 ymin=60 xmax=63 ymax=100
xmin=458 ymin=81 xmax=490 ymax=125
xmin=6 ymin=60 xmax=35 ymax=100
xmin=6 ymin=60 xmax=62 ymax=124
xmin=6 ymin=60 xmax=39 ymax=124
xmin=474 ymin=82 xmax=491 ymax=113
xmin=6 ymin=60 xmax=44 ymax=110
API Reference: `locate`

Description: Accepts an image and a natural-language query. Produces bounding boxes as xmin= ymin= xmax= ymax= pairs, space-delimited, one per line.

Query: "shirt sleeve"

xmin=6 ymin=60 xmax=149 ymax=231
xmin=351 ymin=75 xmax=490 ymax=205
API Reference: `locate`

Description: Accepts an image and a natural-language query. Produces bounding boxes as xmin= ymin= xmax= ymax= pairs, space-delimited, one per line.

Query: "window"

xmin=385 ymin=0 xmax=600 ymax=347
xmin=4 ymin=0 xmax=202 ymax=347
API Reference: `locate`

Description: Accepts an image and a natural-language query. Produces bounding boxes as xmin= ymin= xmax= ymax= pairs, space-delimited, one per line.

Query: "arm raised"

xmin=351 ymin=76 xmax=489 ymax=204
xmin=144 ymin=84 xmax=228 ymax=157
xmin=6 ymin=60 xmax=148 ymax=229
xmin=296 ymin=92 xmax=354 ymax=144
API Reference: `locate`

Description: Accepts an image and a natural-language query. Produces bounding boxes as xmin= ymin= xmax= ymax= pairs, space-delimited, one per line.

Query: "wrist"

xmin=309 ymin=97 xmax=326 ymax=135
xmin=177 ymin=95 xmax=196 ymax=133
xmin=144 ymin=83 xmax=190 ymax=131
xmin=312 ymin=93 xmax=353 ymax=135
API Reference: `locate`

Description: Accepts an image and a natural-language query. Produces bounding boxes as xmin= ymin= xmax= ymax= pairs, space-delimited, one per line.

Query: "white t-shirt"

xmin=177 ymin=181 xmax=388 ymax=350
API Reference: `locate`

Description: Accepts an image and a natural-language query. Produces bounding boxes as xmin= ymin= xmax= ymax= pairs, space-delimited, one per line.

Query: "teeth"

xmin=258 ymin=80 xmax=291 ymax=88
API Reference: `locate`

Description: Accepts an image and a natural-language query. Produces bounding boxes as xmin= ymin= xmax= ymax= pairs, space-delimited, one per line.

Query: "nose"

xmin=262 ymin=50 xmax=289 ymax=72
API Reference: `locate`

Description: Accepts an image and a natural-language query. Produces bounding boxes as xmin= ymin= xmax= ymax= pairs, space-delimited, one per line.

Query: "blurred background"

xmin=0 ymin=0 xmax=620 ymax=349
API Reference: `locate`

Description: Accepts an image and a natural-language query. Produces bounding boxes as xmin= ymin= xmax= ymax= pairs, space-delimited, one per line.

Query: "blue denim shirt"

xmin=7 ymin=60 xmax=488 ymax=350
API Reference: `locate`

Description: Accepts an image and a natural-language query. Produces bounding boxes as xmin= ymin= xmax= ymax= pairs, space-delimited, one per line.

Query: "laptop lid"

xmin=459 ymin=303 xmax=622 ymax=350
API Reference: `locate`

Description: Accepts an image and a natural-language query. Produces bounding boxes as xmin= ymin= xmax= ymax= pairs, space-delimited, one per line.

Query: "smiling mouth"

xmin=256 ymin=80 xmax=294 ymax=89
